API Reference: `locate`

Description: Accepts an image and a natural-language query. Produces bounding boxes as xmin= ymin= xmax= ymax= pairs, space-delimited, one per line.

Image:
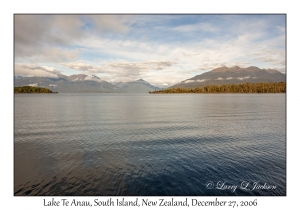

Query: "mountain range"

xmin=14 ymin=74 xmax=162 ymax=93
xmin=14 ymin=66 xmax=286 ymax=93
xmin=169 ymin=66 xmax=286 ymax=89
xmin=14 ymin=74 xmax=123 ymax=93
xmin=114 ymin=79 xmax=162 ymax=93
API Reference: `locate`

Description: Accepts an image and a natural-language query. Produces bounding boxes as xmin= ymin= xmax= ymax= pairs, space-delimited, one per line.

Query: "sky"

xmin=14 ymin=14 xmax=286 ymax=87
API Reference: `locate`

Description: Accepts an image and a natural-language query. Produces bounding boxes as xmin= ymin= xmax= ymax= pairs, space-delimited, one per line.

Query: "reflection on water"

xmin=14 ymin=94 xmax=286 ymax=195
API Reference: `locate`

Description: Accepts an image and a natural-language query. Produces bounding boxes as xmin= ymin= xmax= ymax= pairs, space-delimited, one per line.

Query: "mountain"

xmin=14 ymin=76 xmax=23 ymax=79
xmin=114 ymin=79 xmax=162 ymax=93
xmin=14 ymin=74 xmax=124 ymax=93
xmin=170 ymin=66 xmax=286 ymax=89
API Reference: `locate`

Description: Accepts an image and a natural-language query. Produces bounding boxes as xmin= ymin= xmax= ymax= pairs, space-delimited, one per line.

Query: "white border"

xmin=2 ymin=0 xmax=298 ymax=209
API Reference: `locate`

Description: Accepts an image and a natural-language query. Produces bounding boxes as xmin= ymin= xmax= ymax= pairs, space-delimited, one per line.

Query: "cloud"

xmin=62 ymin=61 xmax=98 ymax=72
xmin=276 ymin=26 xmax=285 ymax=33
xmin=197 ymin=67 xmax=210 ymax=71
xmin=182 ymin=52 xmax=191 ymax=56
xmin=62 ymin=60 xmax=177 ymax=77
xmin=15 ymin=15 xmax=129 ymax=47
xmin=171 ymin=22 xmax=219 ymax=33
xmin=14 ymin=15 xmax=130 ymax=63
xmin=15 ymin=46 xmax=80 ymax=63
xmin=14 ymin=15 xmax=286 ymax=85
xmin=87 ymin=15 xmax=130 ymax=33
xmin=15 ymin=64 xmax=61 ymax=77
xmin=84 ymin=75 xmax=102 ymax=82
xmin=15 ymin=15 xmax=84 ymax=63
xmin=27 ymin=83 xmax=38 ymax=87
xmin=184 ymin=79 xmax=207 ymax=83
xmin=215 ymin=77 xmax=223 ymax=80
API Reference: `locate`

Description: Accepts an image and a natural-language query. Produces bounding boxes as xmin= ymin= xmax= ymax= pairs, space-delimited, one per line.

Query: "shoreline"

xmin=14 ymin=92 xmax=58 ymax=94
xmin=149 ymin=92 xmax=286 ymax=94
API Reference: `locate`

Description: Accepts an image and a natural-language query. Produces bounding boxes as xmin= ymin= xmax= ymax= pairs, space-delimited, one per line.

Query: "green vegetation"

xmin=149 ymin=82 xmax=286 ymax=94
xmin=14 ymin=86 xmax=58 ymax=93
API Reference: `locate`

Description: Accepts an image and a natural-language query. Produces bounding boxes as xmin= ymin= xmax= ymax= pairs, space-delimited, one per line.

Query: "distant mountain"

xmin=14 ymin=74 xmax=124 ymax=93
xmin=114 ymin=79 xmax=162 ymax=93
xmin=14 ymin=76 xmax=23 ymax=79
xmin=170 ymin=66 xmax=286 ymax=89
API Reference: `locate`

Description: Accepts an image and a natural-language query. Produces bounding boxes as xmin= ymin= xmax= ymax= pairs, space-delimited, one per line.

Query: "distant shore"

xmin=149 ymin=82 xmax=286 ymax=94
xmin=14 ymin=92 xmax=58 ymax=94
xmin=14 ymin=86 xmax=58 ymax=94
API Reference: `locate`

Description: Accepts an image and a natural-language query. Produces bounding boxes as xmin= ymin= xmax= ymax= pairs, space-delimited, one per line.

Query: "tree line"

xmin=14 ymin=86 xmax=58 ymax=93
xmin=149 ymin=82 xmax=286 ymax=94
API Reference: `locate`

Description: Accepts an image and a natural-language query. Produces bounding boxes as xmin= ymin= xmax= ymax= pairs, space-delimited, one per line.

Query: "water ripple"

xmin=14 ymin=93 xmax=286 ymax=196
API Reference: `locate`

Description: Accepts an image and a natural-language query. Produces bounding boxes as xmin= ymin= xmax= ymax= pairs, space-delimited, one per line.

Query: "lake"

xmin=14 ymin=93 xmax=286 ymax=196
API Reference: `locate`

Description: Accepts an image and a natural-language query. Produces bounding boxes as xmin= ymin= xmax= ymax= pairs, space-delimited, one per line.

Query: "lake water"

xmin=14 ymin=93 xmax=286 ymax=196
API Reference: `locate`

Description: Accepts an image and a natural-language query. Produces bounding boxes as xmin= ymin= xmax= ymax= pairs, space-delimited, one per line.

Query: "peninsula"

xmin=14 ymin=86 xmax=58 ymax=93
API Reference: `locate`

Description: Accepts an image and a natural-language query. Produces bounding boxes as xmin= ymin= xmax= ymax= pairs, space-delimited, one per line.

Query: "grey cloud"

xmin=110 ymin=63 xmax=146 ymax=71
xmin=62 ymin=61 xmax=109 ymax=75
xmin=15 ymin=15 xmax=50 ymax=46
xmin=14 ymin=15 xmax=131 ymax=62
xmin=108 ymin=61 xmax=177 ymax=76
xmin=16 ymin=46 xmax=80 ymax=63
xmin=62 ymin=60 xmax=177 ymax=78
xmin=259 ymin=57 xmax=277 ymax=62
xmin=254 ymin=54 xmax=285 ymax=68
xmin=87 ymin=15 xmax=130 ymax=33
xmin=62 ymin=61 xmax=96 ymax=71
xmin=15 ymin=15 xmax=129 ymax=47
xmin=15 ymin=63 xmax=62 ymax=77
xmin=275 ymin=60 xmax=286 ymax=66
xmin=197 ymin=67 xmax=209 ymax=71
xmin=110 ymin=61 xmax=176 ymax=77
xmin=15 ymin=15 xmax=84 ymax=48
xmin=143 ymin=61 xmax=177 ymax=70
xmin=62 ymin=61 xmax=143 ymax=77
xmin=182 ymin=52 xmax=191 ymax=56
xmin=15 ymin=15 xmax=83 ymax=62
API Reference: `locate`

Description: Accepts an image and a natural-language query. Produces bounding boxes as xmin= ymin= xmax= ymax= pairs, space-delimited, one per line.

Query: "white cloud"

xmin=14 ymin=15 xmax=286 ymax=85
xmin=215 ymin=77 xmax=223 ymax=80
xmin=184 ymin=79 xmax=207 ymax=83
xmin=27 ymin=83 xmax=38 ymax=87
xmin=62 ymin=61 xmax=98 ymax=72
xmin=84 ymin=76 xmax=102 ymax=82
xmin=171 ymin=22 xmax=219 ymax=33
xmin=62 ymin=60 xmax=177 ymax=79
xmin=15 ymin=46 xmax=80 ymax=63
xmin=15 ymin=64 xmax=61 ymax=77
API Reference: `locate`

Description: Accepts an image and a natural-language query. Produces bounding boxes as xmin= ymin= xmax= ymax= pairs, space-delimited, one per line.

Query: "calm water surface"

xmin=14 ymin=93 xmax=286 ymax=196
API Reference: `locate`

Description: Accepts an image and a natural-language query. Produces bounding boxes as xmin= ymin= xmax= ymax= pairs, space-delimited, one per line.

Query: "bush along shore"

xmin=14 ymin=86 xmax=58 ymax=93
xmin=149 ymin=82 xmax=286 ymax=94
